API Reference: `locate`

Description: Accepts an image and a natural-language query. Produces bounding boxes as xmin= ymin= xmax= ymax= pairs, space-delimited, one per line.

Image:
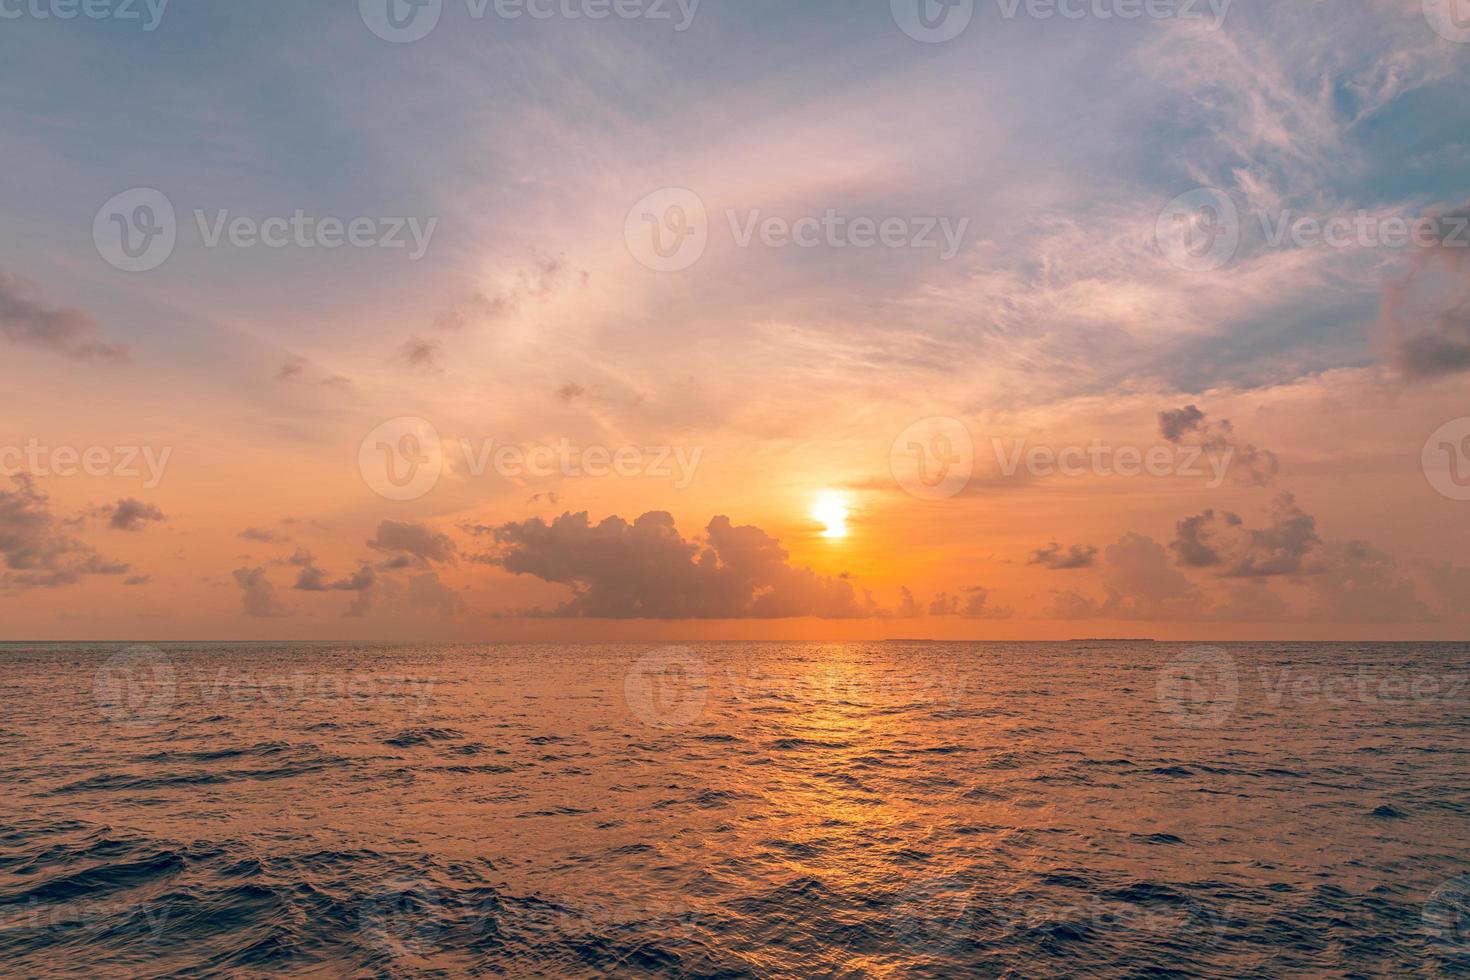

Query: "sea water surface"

xmin=2 ymin=641 xmax=1469 ymax=976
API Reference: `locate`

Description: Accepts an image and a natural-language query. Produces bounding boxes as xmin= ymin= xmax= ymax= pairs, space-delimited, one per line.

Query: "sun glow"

xmin=811 ymin=492 xmax=850 ymax=539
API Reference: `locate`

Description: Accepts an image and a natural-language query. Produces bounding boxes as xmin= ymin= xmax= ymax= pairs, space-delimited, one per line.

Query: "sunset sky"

xmin=2 ymin=0 xmax=1469 ymax=640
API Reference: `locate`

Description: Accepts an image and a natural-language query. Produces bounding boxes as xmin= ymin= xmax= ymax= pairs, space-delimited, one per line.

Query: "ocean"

xmin=1 ymin=641 xmax=1468 ymax=976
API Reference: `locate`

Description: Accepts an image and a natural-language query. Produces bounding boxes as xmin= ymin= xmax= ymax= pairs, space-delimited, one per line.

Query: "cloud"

xmin=398 ymin=336 xmax=443 ymax=372
xmin=487 ymin=511 xmax=875 ymax=619
xmin=123 ymin=575 xmax=152 ymax=586
xmin=1170 ymin=493 xmax=1320 ymax=578
xmin=1048 ymin=494 xmax=1432 ymax=624
xmin=0 ymin=475 xmax=129 ymax=591
xmin=277 ymin=357 xmax=306 ymax=381
xmin=896 ymin=586 xmax=922 ymax=618
xmin=557 ymin=383 xmax=585 ymax=403
xmin=1304 ymin=541 xmax=1429 ymax=624
xmin=0 ymin=271 xmax=128 ymax=363
xmin=276 ymin=356 xmax=351 ymax=388
xmin=106 ymin=498 xmax=166 ymax=532
xmin=1158 ymin=404 xmax=1279 ymax=487
xmin=1427 ymin=562 xmax=1470 ymax=621
xmin=1157 ymin=405 xmax=1208 ymax=443
xmin=289 ymin=549 xmax=377 ymax=594
xmin=367 ymin=521 xmax=458 ymax=569
xmin=232 ymin=566 xmax=291 ymax=618
xmin=928 ymin=587 xmax=1013 ymax=619
xmin=1381 ymin=205 xmax=1470 ymax=378
xmin=1048 ymin=532 xmax=1206 ymax=621
xmin=239 ymin=526 xmax=289 ymax=544
xmin=346 ymin=571 xmax=461 ymax=618
xmin=1029 ymin=542 xmax=1098 ymax=570
xmin=432 ymin=253 xmax=589 ymax=333
xmin=280 ymin=541 xmax=458 ymax=619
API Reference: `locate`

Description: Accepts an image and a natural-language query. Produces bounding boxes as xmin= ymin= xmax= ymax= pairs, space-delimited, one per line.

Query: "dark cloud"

xmin=290 ymin=550 xmax=377 ymax=593
xmin=107 ymin=498 xmax=166 ymax=532
xmin=398 ymin=336 xmax=443 ymax=372
xmin=1170 ymin=493 xmax=1319 ymax=577
xmin=557 ymin=383 xmax=586 ymax=403
xmin=1158 ymin=404 xmax=1279 ymax=486
xmin=277 ymin=356 xmax=351 ymax=388
xmin=0 ymin=475 xmax=129 ymax=591
xmin=1157 ymin=405 xmax=1207 ymax=443
xmin=277 ymin=357 xmax=307 ymax=381
xmin=488 ymin=511 xmax=876 ymax=619
xmin=0 ymin=271 xmax=128 ymax=363
xmin=232 ymin=566 xmax=291 ymax=618
xmin=1382 ymin=205 xmax=1470 ymax=378
xmin=1048 ymin=496 xmax=1429 ymax=624
xmin=123 ymin=575 xmax=152 ymax=586
xmin=1029 ymin=542 xmax=1098 ymax=569
xmin=367 ymin=521 xmax=458 ymax=569
xmin=929 ymin=587 xmax=1012 ymax=619
xmin=239 ymin=526 xmax=289 ymax=544
xmin=896 ymin=586 xmax=922 ymax=617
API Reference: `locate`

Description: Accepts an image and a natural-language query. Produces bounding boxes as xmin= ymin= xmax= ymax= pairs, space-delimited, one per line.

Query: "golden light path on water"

xmin=1 ymin=641 xmax=1466 ymax=974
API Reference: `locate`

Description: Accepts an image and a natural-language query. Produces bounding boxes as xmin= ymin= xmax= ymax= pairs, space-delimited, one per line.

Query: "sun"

xmin=811 ymin=491 xmax=850 ymax=539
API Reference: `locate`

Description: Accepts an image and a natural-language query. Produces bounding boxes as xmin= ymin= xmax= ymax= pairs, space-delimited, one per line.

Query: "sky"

xmin=1 ymin=0 xmax=1469 ymax=640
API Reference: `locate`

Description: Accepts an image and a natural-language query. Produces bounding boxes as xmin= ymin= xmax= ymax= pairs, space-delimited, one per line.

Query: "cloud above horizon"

xmin=487 ymin=511 xmax=876 ymax=619
xmin=0 ymin=272 xmax=128 ymax=364
xmin=0 ymin=476 xmax=129 ymax=592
